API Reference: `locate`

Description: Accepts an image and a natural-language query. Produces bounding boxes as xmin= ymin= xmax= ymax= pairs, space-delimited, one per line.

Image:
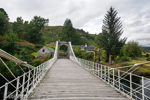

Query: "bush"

xmin=146 ymin=57 xmax=150 ymax=61
xmin=123 ymin=41 xmax=142 ymax=58
xmin=99 ymin=50 xmax=107 ymax=63
xmin=32 ymin=59 xmax=41 ymax=67
xmin=115 ymin=56 xmax=130 ymax=63
xmin=145 ymin=54 xmax=149 ymax=57
xmin=73 ymin=47 xmax=94 ymax=61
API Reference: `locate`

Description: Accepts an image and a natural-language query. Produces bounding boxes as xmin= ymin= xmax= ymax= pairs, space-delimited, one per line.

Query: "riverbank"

xmin=104 ymin=57 xmax=150 ymax=77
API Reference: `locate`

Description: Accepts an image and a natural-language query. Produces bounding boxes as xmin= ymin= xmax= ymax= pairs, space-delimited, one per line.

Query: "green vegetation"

xmin=107 ymin=57 xmax=150 ymax=76
xmin=62 ymin=19 xmax=80 ymax=44
xmin=96 ymin=7 xmax=126 ymax=64
xmin=0 ymin=8 xmax=96 ymax=77
xmin=122 ymin=41 xmax=142 ymax=58
xmin=0 ymin=7 xmax=150 ymax=77
xmin=73 ymin=47 xmax=94 ymax=61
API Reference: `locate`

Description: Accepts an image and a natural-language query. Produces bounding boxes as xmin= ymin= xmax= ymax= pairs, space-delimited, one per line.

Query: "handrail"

xmin=68 ymin=42 xmax=150 ymax=100
xmin=72 ymin=57 xmax=150 ymax=100
xmin=0 ymin=41 xmax=59 ymax=100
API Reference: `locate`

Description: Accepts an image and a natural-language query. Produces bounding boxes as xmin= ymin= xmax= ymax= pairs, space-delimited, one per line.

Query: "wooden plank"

xmin=29 ymin=59 xmax=130 ymax=100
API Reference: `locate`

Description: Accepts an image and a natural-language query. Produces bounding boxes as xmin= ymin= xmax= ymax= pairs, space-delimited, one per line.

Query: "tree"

xmin=0 ymin=8 xmax=9 ymax=19
xmin=0 ymin=12 xmax=9 ymax=35
xmin=28 ymin=16 xmax=49 ymax=43
xmin=2 ymin=32 xmax=17 ymax=54
xmin=97 ymin=7 xmax=127 ymax=64
xmin=62 ymin=19 xmax=80 ymax=44
xmin=123 ymin=41 xmax=142 ymax=58
xmin=13 ymin=17 xmax=24 ymax=38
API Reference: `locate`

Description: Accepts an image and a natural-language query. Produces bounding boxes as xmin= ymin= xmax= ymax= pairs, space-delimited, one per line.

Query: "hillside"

xmin=42 ymin=26 xmax=96 ymax=45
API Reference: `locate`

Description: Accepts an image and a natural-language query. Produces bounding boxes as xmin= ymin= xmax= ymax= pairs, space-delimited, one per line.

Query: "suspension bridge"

xmin=0 ymin=41 xmax=150 ymax=100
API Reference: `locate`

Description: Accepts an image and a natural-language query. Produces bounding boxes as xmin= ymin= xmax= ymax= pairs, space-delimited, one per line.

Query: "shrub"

xmin=146 ymin=57 xmax=150 ymax=61
xmin=123 ymin=41 xmax=142 ymax=58
xmin=115 ymin=56 xmax=130 ymax=63
xmin=32 ymin=59 xmax=41 ymax=67
xmin=99 ymin=50 xmax=107 ymax=63
xmin=145 ymin=54 xmax=149 ymax=57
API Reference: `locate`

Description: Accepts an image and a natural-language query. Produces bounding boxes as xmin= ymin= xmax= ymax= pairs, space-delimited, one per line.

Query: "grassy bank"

xmin=104 ymin=57 xmax=150 ymax=76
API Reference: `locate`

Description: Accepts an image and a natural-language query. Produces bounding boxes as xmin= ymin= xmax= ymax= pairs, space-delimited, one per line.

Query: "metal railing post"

xmin=101 ymin=64 xmax=102 ymax=79
xmin=36 ymin=67 xmax=38 ymax=83
xmin=4 ymin=83 xmax=8 ymax=100
xmin=118 ymin=70 xmax=120 ymax=90
xmin=93 ymin=62 xmax=94 ymax=74
xmin=108 ymin=67 xmax=110 ymax=83
xmin=113 ymin=68 xmax=115 ymax=86
xmin=130 ymin=73 xmax=132 ymax=98
xmin=38 ymin=66 xmax=41 ymax=80
xmin=142 ymin=76 xmax=145 ymax=100
xmin=33 ymin=67 xmax=35 ymax=88
xmin=88 ymin=61 xmax=90 ymax=70
xmin=27 ymin=71 xmax=31 ymax=94
xmin=22 ymin=73 xmax=25 ymax=98
xmin=98 ymin=64 xmax=99 ymax=77
xmin=104 ymin=66 xmax=106 ymax=81
xmin=15 ymin=76 xmax=20 ymax=100
xmin=89 ymin=62 xmax=91 ymax=72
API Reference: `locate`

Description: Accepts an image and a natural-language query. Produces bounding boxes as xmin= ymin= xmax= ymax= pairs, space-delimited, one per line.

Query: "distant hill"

xmin=142 ymin=47 xmax=150 ymax=50
xmin=42 ymin=26 xmax=96 ymax=45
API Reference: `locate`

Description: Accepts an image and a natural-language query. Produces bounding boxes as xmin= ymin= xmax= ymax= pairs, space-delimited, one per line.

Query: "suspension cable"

xmin=0 ymin=73 xmax=18 ymax=90
xmin=0 ymin=57 xmax=16 ymax=79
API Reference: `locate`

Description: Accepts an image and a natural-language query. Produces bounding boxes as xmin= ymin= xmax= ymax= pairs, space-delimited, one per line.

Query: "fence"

xmin=0 ymin=41 xmax=58 ymax=100
xmin=76 ymin=57 xmax=150 ymax=100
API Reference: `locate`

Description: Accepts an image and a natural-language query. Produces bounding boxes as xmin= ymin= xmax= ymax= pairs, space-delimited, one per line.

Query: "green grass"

xmin=31 ymin=52 xmax=38 ymax=58
xmin=107 ymin=57 xmax=150 ymax=75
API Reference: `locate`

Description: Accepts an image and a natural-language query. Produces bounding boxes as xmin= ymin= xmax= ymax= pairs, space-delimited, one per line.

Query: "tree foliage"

xmin=12 ymin=16 xmax=49 ymax=44
xmin=62 ymin=19 xmax=80 ymax=44
xmin=0 ymin=8 xmax=9 ymax=19
xmin=28 ymin=16 xmax=49 ymax=43
xmin=2 ymin=32 xmax=18 ymax=54
xmin=13 ymin=17 xmax=25 ymax=38
xmin=123 ymin=41 xmax=142 ymax=58
xmin=96 ymin=7 xmax=127 ymax=64
xmin=0 ymin=12 xmax=9 ymax=35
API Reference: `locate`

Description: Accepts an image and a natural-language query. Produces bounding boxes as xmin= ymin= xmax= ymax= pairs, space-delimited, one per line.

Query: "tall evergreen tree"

xmin=62 ymin=19 xmax=79 ymax=44
xmin=97 ymin=7 xmax=127 ymax=64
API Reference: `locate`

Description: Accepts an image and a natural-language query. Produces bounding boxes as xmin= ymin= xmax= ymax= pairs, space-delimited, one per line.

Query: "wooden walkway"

xmin=29 ymin=59 xmax=130 ymax=100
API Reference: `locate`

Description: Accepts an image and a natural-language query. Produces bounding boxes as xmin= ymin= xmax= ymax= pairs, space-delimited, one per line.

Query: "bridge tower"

xmin=58 ymin=41 xmax=71 ymax=58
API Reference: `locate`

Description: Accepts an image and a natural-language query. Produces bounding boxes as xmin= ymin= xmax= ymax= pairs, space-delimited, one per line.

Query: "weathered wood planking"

xmin=29 ymin=59 xmax=130 ymax=100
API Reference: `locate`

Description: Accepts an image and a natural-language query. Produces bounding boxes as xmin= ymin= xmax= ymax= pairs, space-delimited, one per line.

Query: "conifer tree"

xmin=97 ymin=7 xmax=127 ymax=64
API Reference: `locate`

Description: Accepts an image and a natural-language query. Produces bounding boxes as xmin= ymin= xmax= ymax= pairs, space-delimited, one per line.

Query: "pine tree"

xmin=97 ymin=7 xmax=127 ymax=64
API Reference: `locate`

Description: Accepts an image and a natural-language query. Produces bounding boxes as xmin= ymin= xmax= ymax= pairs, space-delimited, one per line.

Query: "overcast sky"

xmin=0 ymin=0 xmax=150 ymax=46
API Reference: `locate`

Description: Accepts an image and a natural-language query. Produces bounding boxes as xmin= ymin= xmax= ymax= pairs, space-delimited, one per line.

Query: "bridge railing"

xmin=75 ymin=57 xmax=150 ymax=100
xmin=0 ymin=57 xmax=56 ymax=100
xmin=0 ymin=41 xmax=59 ymax=100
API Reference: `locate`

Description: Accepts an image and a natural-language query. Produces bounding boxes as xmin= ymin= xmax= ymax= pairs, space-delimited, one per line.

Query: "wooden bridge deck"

xmin=29 ymin=59 xmax=130 ymax=100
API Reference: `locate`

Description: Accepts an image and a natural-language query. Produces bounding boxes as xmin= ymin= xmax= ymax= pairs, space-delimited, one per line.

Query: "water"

xmin=120 ymin=76 xmax=150 ymax=100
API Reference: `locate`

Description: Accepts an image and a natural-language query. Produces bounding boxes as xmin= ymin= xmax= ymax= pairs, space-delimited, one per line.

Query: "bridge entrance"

xmin=58 ymin=41 xmax=70 ymax=58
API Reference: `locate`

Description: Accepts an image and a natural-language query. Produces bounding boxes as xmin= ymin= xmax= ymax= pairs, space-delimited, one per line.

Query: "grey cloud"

xmin=0 ymin=0 xmax=150 ymax=46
